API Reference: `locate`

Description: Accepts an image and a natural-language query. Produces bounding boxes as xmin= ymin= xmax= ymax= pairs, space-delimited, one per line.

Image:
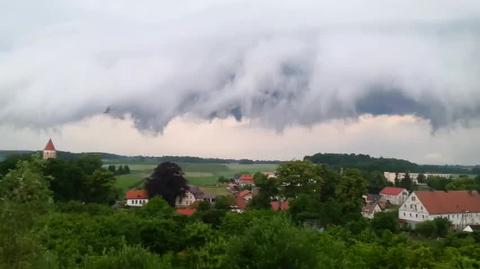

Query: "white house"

xmin=125 ymin=189 xmax=149 ymax=207
xmin=379 ymin=187 xmax=409 ymax=206
xmin=399 ymin=191 xmax=480 ymax=229
xmin=175 ymin=191 xmax=197 ymax=208
xmin=175 ymin=185 xmax=216 ymax=208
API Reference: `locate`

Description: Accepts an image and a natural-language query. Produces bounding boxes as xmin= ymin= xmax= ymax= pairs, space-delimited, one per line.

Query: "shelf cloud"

xmin=1 ymin=0 xmax=480 ymax=132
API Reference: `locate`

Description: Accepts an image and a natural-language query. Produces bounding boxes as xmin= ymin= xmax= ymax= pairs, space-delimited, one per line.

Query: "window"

xmin=403 ymin=213 xmax=406 ymax=216
xmin=416 ymin=214 xmax=418 ymax=218
xmin=410 ymin=213 xmax=412 ymax=217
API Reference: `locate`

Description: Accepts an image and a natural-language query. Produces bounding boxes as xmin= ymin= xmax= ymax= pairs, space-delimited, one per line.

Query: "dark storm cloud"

xmin=1 ymin=0 xmax=480 ymax=132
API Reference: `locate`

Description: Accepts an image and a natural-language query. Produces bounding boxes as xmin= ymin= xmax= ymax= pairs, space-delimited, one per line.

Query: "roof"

xmin=271 ymin=200 xmax=289 ymax=211
xmin=415 ymin=191 xmax=480 ymax=214
xmin=380 ymin=187 xmax=407 ymax=196
xmin=236 ymin=190 xmax=252 ymax=198
xmin=188 ymin=185 xmax=205 ymax=199
xmin=176 ymin=208 xmax=196 ymax=216
xmin=239 ymin=174 xmax=254 ymax=182
xmin=125 ymin=189 xmax=149 ymax=200
xmin=362 ymin=203 xmax=380 ymax=214
xmin=44 ymin=139 xmax=56 ymax=151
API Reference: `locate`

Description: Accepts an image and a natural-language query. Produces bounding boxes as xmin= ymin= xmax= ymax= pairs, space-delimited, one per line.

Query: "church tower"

xmin=43 ymin=138 xmax=57 ymax=160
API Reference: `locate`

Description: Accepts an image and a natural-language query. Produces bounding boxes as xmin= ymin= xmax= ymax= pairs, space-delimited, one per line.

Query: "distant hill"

xmin=0 ymin=150 xmax=280 ymax=164
xmin=304 ymin=153 xmax=473 ymax=174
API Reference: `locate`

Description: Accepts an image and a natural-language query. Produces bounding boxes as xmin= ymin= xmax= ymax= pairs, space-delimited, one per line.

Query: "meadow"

xmin=111 ymin=162 xmax=278 ymax=196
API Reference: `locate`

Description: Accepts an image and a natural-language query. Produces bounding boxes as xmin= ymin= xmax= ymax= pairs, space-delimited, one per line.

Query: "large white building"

xmin=399 ymin=191 xmax=480 ymax=229
xmin=383 ymin=172 xmax=451 ymax=184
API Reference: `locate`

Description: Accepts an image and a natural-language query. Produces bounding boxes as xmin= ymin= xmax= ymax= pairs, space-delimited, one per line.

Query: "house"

xmin=362 ymin=203 xmax=383 ymax=219
xmin=238 ymin=174 xmax=254 ymax=187
xmin=43 ymin=138 xmax=57 ymax=160
xmin=361 ymin=199 xmax=391 ymax=219
xmin=175 ymin=185 xmax=216 ymax=208
xmin=271 ymin=200 xmax=289 ymax=211
xmin=175 ymin=190 xmax=197 ymax=208
xmin=263 ymin=172 xmax=276 ymax=179
xmin=235 ymin=190 xmax=253 ymax=210
xmin=399 ymin=191 xmax=480 ymax=229
xmin=176 ymin=208 xmax=197 ymax=216
xmin=379 ymin=187 xmax=409 ymax=205
xmin=363 ymin=194 xmax=380 ymax=204
xmin=463 ymin=224 xmax=480 ymax=233
xmin=125 ymin=189 xmax=149 ymax=207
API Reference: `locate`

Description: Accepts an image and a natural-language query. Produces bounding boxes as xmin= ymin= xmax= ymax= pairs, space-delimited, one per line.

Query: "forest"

xmin=0 ymin=155 xmax=480 ymax=269
xmin=305 ymin=153 xmax=474 ymax=174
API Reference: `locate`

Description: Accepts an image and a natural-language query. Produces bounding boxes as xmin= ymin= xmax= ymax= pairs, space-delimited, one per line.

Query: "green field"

xmin=110 ymin=162 xmax=278 ymax=195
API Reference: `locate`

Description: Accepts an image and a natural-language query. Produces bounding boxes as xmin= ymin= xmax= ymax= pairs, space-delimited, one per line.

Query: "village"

xmin=40 ymin=138 xmax=480 ymax=233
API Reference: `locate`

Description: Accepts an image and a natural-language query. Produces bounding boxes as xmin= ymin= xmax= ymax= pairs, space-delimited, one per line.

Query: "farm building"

xmin=399 ymin=191 xmax=480 ymax=229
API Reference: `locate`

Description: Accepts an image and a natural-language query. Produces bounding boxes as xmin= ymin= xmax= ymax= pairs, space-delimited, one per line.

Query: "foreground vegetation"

xmin=1 ymin=155 xmax=480 ymax=269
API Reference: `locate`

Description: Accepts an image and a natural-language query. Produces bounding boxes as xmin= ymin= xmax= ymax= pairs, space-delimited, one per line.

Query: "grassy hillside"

xmin=112 ymin=162 xmax=278 ymax=195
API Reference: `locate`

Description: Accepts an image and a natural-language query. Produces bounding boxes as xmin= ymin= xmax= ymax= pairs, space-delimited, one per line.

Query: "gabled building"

xmin=125 ymin=189 xmax=149 ymax=207
xmin=175 ymin=185 xmax=216 ymax=208
xmin=238 ymin=174 xmax=254 ymax=187
xmin=399 ymin=191 xmax=480 ymax=229
xmin=235 ymin=190 xmax=253 ymax=210
xmin=362 ymin=203 xmax=383 ymax=219
xmin=43 ymin=138 xmax=57 ymax=160
xmin=379 ymin=187 xmax=409 ymax=206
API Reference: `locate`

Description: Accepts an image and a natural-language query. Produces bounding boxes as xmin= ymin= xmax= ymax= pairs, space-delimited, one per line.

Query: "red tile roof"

xmin=380 ymin=187 xmax=407 ymax=196
xmin=271 ymin=200 xmax=289 ymax=211
xmin=176 ymin=208 xmax=196 ymax=216
xmin=125 ymin=189 xmax=149 ymax=200
xmin=44 ymin=139 xmax=56 ymax=151
xmin=237 ymin=190 xmax=252 ymax=198
xmin=415 ymin=191 xmax=480 ymax=214
xmin=235 ymin=190 xmax=253 ymax=209
xmin=239 ymin=174 xmax=254 ymax=182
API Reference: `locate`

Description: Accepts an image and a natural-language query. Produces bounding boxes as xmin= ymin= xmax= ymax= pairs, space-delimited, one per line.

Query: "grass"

xmin=110 ymin=162 xmax=279 ymax=194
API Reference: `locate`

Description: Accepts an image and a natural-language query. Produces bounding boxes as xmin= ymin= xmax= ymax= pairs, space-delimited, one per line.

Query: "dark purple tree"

xmin=145 ymin=162 xmax=188 ymax=207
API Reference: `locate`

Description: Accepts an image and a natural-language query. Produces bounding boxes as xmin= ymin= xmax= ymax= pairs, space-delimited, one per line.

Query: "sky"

xmin=1 ymin=0 xmax=480 ymax=164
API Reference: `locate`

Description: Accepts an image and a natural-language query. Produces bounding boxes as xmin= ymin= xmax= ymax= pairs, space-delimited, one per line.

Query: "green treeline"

xmin=1 ymin=157 xmax=480 ymax=269
xmin=305 ymin=153 xmax=472 ymax=174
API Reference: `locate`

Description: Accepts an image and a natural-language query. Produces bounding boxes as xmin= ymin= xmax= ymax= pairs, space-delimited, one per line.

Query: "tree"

xmin=84 ymin=169 xmax=117 ymax=203
xmin=0 ymin=158 xmax=52 ymax=210
xmin=214 ymin=195 xmax=233 ymax=210
xmin=44 ymin=156 xmax=117 ymax=203
xmin=226 ymin=215 xmax=321 ymax=269
xmin=276 ymin=161 xmax=326 ymax=198
xmin=417 ymin=173 xmax=426 ymax=184
xmin=371 ymin=211 xmax=399 ymax=234
xmin=336 ymin=169 xmax=367 ymax=219
xmin=0 ymin=158 xmax=52 ymax=268
xmin=415 ymin=218 xmax=451 ymax=238
xmin=400 ymin=173 xmax=413 ymax=191
xmin=145 ymin=162 xmax=188 ymax=207
xmin=249 ymin=172 xmax=278 ymax=209
xmin=107 ymin=165 xmax=117 ymax=174
xmin=0 ymin=154 xmax=33 ymax=177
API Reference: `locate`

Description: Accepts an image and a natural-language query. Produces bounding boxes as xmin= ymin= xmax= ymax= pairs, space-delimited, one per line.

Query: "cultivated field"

xmin=110 ymin=162 xmax=278 ymax=195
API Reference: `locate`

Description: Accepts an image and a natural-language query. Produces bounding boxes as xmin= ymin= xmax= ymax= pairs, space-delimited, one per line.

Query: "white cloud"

xmin=1 ymin=1 xmax=480 ymax=164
